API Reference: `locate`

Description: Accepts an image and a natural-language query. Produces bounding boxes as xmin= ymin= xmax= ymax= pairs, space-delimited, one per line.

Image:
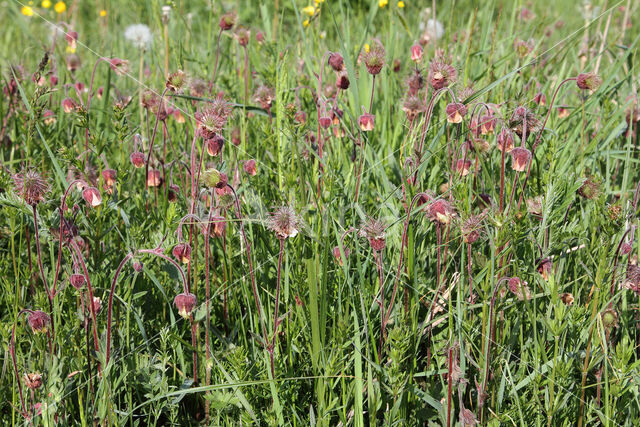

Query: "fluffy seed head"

xmin=360 ymin=218 xmax=386 ymax=251
xmin=24 ymin=373 xmax=43 ymax=390
xmin=195 ymin=97 xmax=233 ymax=138
xmin=166 ymin=70 xmax=188 ymax=92
xmin=363 ymin=41 xmax=386 ymax=75
xmin=13 ymin=170 xmax=49 ymax=206
xmin=576 ymin=72 xmax=602 ymax=91
xmin=219 ymin=11 xmax=237 ymax=31
xmin=124 ymin=24 xmax=153 ymax=49
xmin=268 ymin=206 xmax=301 ymax=239
xmin=428 ymin=58 xmax=457 ymax=90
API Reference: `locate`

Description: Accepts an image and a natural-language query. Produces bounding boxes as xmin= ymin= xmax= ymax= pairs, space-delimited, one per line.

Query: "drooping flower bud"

xmin=445 ymin=103 xmax=467 ymax=124
xmin=328 ymin=52 xmax=344 ymax=71
xmin=410 ymin=42 xmax=423 ymax=63
xmin=359 ymin=111 xmax=375 ymax=131
xmin=70 ymin=273 xmax=86 ymax=290
xmin=174 ymin=292 xmax=197 ymax=319
xmin=82 ymin=187 xmax=102 ymax=207
xmin=172 ymin=243 xmax=192 ymax=264
xmin=28 ymin=310 xmax=51 ymax=334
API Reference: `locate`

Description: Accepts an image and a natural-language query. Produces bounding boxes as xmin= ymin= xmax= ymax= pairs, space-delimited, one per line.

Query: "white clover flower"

xmin=124 ymin=24 xmax=153 ymax=49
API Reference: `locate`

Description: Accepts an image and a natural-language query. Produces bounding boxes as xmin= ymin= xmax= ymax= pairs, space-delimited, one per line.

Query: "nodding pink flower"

xmin=65 ymin=31 xmax=78 ymax=49
xmin=360 ymin=218 xmax=386 ymax=251
xmin=90 ymin=296 xmax=102 ymax=314
xmin=130 ymin=151 xmax=145 ymax=168
xmin=268 ymin=206 xmax=302 ymax=239
xmin=219 ymin=11 xmax=237 ymax=31
xmin=62 ymin=97 xmax=78 ymax=113
xmin=107 ymin=58 xmax=129 ymax=76
xmin=509 ymin=106 xmax=542 ymax=137
xmin=295 ymin=110 xmax=307 ymax=124
xmin=82 ymin=187 xmax=102 ymax=207
xmin=253 ymin=85 xmax=275 ymax=110
xmin=445 ymin=103 xmax=467 ymax=124
xmin=96 ymin=86 xmax=104 ymax=99
xmin=332 ymin=246 xmax=350 ymax=266
xmin=167 ymin=184 xmax=180 ymax=203
xmin=66 ymin=54 xmax=82 ymax=72
xmin=202 ymin=168 xmax=228 ymax=189
xmin=428 ymin=199 xmax=456 ymax=225
xmin=28 ymin=310 xmax=51 ymax=334
xmin=359 ymin=110 xmax=375 ymax=131
xmin=243 ymin=159 xmax=257 ymax=176
xmin=496 ymin=128 xmax=514 ymax=153
xmin=205 ymin=134 xmax=225 ymax=156
xmin=132 ymin=261 xmax=143 ymax=272
xmin=255 ymin=31 xmax=265 ymax=43
xmin=620 ymin=242 xmax=633 ymax=256
xmin=23 ymin=372 xmax=43 ymax=390
xmin=328 ymin=52 xmax=345 ymax=71
xmin=146 ymin=169 xmax=163 ymax=187
xmin=536 ymin=257 xmax=553 ymax=280
xmin=410 ymin=42 xmax=423 ymax=62
xmin=557 ymin=106 xmax=570 ymax=118
xmin=428 ymin=58 xmax=457 ymax=89
xmin=13 ymin=169 xmax=49 ymax=206
xmin=102 ymin=169 xmax=117 ymax=187
xmin=510 ymin=147 xmax=531 ymax=172
xmin=480 ymin=114 xmax=496 ymax=135
xmin=576 ymin=72 xmax=602 ymax=91
xmin=336 ymin=71 xmax=350 ymax=90
xmin=534 ymin=92 xmax=546 ymax=106
xmin=406 ymin=69 xmax=424 ymax=95
xmin=75 ymin=82 xmax=85 ymax=93
xmin=507 ymin=277 xmax=531 ymax=300
xmin=210 ymin=215 xmax=227 ymax=237
xmin=235 ymin=27 xmax=250 ymax=46
xmin=70 ymin=273 xmax=86 ymax=290
xmin=455 ymin=159 xmax=472 ymax=176
xmin=195 ymin=97 xmax=233 ymax=138
xmin=363 ymin=41 xmax=386 ymax=75
xmin=49 ymin=75 xmax=58 ymax=86
xmin=332 ymin=107 xmax=343 ymax=125
xmin=319 ymin=116 xmax=332 ymax=129
xmin=174 ymin=292 xmax=197 ymax=319
xmin=173 ymin=243 xmax=192 ymax=264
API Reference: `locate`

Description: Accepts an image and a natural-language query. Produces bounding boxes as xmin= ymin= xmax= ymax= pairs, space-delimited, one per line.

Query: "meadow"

xmin=1 ymin=0 xmax=640 ymax=425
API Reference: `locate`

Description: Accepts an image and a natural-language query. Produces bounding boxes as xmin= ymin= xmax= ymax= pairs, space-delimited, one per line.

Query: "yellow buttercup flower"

xmin=397 ymin=1 xmax=405 ymax=7
xmin=99 ymin=9 xmax=107 ymax=17
xmin=302 ymin=5 xmax=315 ymax=16
xmin=42 ymin=0 xmax=52 ymax=8
xmin=314 ymin=0 xmax=325 ymax=4
xmin=364 ymin=43 xmax=370 ymax=53
xmin=303 ymin=19 xmax=310 ymax=28
xmin=54 ymin=1 xmax=66 ymax=13
xmin=21 ymin=6 xmax=34 ymax=16
xmin=65 ymin=45 xmax=76 ymax=53
xmin=378 ymin=0 xmax=388 ymax=7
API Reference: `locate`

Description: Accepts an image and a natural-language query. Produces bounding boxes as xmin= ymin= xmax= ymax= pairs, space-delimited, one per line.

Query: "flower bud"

xmin=174 ymin=292 xmax=197 ymax=319
xmin=172 ymin=243 xmax=192 ymax=264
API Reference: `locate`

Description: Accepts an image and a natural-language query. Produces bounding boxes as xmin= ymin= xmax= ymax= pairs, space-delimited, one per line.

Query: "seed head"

xmin=219 ymin=11 xmax=237 ymax=31
xmin=107 ymin=58 xmax=129 ymax=76
xmin=360 ymin=218 xmax=386 ymax=251
xmin=576 ymin=72 xmax=602 ymax=91
xmin=235 ymin=27 xmax=250 ymax=47
xmin=268 ymin=206 xmax=301 ymax=239
xmin=577 ymin=178 xmax=600 ymax=199
xmin=601 ymin=308 xmax=618 ymax=329
xmin=202 ymin=168 xmax=228 ymax=189
xmin=328 ymin=52 xmax=345 ymax=71
xmin=513 ymin=38 xmax=534 ymax=58
xmin=509 ymin=106 xmax=542 ymax=138
xmin=428 ymin=58 xmax=457 ymax=90
xmin=13 ymin=170 xmax=49 ymax=206
xmin=24 ymin=372 xmax=43 ymax=390
xmin=174 ymin=292 xmax=197 ymax=319
xmin=195 ymin=97 xmax=233 ymax=138
xmin=28 ymin=310 xmax=51 ymax=334
xmin=403 ymin=95 xmax=426 ymax=121
xmin=166 ymin=70 xmax=188 ymax=92
xmin=363 ymin=41 xmax=386 ymax=75
xmin=405 ymin=69 xmax=424 ymax=95
xmin=253 ymin=85 xmax=275 ymax=110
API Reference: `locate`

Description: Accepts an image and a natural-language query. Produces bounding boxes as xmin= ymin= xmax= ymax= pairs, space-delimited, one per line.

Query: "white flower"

xmin=425 ymin=19 xmax=444 ymax=40
xmin=124 ymin=24 xmax=153 ymax=49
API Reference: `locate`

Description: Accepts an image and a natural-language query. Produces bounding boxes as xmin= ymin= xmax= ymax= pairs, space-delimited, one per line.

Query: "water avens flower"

xmin=24 ymin=372 xmax=43 ymax=390
xmin=172 ymin=243 xmax=192 ymax=264
xmin=328 ymin=52 xmax=345 ymax=71
xmin=70 ymin=273 xmax=85 ymax=290
xmin=107 ymin=58 xmax=129 ymax=76
xmin=428 ymin=199 xmax=456 ymax=225
xmin=243 ymin=159 xmax=257 ymax=176
xmin=146 ymin=169 xmax=163 ymax=187
xmin=428 ymin=58 xmax=457 ymax=89
xmin=166 ymin=70 xmax=188 ymax=92
xmin=174 ymin=292 xmax=197 ymax=319
xmin=28 ymin=311 xmax=51 ymax=334
xmin=130 ymin=151 xmax=145 ymax=168
xmin=411 ymin=42 xmax=423 ymax=62
xmin=446 ymin=103 xmax=467 ymax=124
xmin=205 ymin=135 xmax=224 ymax=156
xmin=82 ymin=187 xmax=102 ymax=207
xmin=359 ymin=110 xmax=375 ymax=131
xmin=360 ymin=218 xmax=386 ymax=251
xmin=332 ymin=246 xmax=351 ymax=265
xmin=219 ymin=11 xmax=237 ymax=31
xmin=497 ymin=128 xmax=514 ymax=153
xmin=202 ymin=168 xmax=228 ymax=189
xmin=576 ymin=72 xmax=602 ymax=91
xmin=510 ymin=147 xmax=531 ymax=172
xmin=268 ymin=206 xmax=301 ymax=239
xmin=13 ymin=170 xmax=49 ymax=206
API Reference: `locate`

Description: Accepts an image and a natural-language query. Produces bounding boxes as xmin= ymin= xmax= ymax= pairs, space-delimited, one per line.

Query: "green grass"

xmin=1 ymin=0 xmax=640 ymax=425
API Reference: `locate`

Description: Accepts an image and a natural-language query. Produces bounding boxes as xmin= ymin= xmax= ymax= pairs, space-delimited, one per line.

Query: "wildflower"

xmin=124 ymin=24 xmax=153 ymax=49
xmin=295 ymin=110 xmax=307 ymax=124
xmin=507 ymin=277 xmax=531 ymax=300
xmin=130 ymin=151 xmax=145 ymax=168
xmin=509 ymin=106 xmax=542 ymax=137
xmin=24 ymin=372 xmax=43 ymax=390
xmin=173 ymin=243 xmax=192 ymax=264
xmin=210 ymin=215 xmax=227 ymax=237
xmin=243 ymin=159 xmax=257 ymax=176
xmin=13 ymin=170 xmax=49 ymax=206
xmin=496 ymin=129 xmax=514 ymax=153
xmin=403 ymin=95 xmax=425 ymax=120
xmin=621 ymin=242 xmax=633 ymax=256
xmin=445 ymin=103 xmax=467 ymax=124
xmin=195 ymin=97 xmax=232 ymax=138
xmin=268 ymin=206 xmax=301 ymax=239
xmin=410 ymin=42 xmax=424 ymax=63
xmin=319 ymin=116 xmax=331 ymax=129
xmin=70 ymin=273 xmax=85 ymax=290
xmin=50 ymin=75 xmax=58 ymax=86
xmin=28 ymin=311 xmax=51 ymax=333
xmin=460 ymin=407 xmax=478 ymax=426
xmin=560 ymin=292 xmax=574 ymax=306
xmin=174 ymin=292 xmax=197 ymax=319
xmin=147 ymin=169 xmax=163 ymax=187
xmin=336 ymin=71 xmax=350 ymax=90
xmin=510 ymin=147 xmax=531 ymax=172
xmin=90 ymin=296 xmax=102 ymax=314
xmin=363 ymin=41 xmax=386 ymax=75
xmin=202 ymin=168 xmax=228 ymax=189
xmin=576 ymin=72 xmax=602 ymax=91
xmin=601 ymin=308 xmax=618 ymax=329
xmin=397 ymin=1 xmax=405 ymax=8
xmin=332 ymin=246 xmax=351 ymax=265
xmin=167 ymin=184 xmax=180 ymax=203
xmin=102 ymin=169 xmax=117 ymax=188
xmin=99 ymin=9 xmax=107 ymax=17
xmin=359 ymin=110 xmax=375 ymax=131
xmin=166 ymin=70 xmax=188 ymax=92
xmin=328 ymin=52 xmax=345 ymax=71
xmin=82 ymin=187 xmax=102 ymax=207
xmin=557 ymin=106 xmax=569 ymax=118
xmin=205 ymin=135 xmax=224 ymax=156
xmin=460 ymin=214 xmax=484 ymax=244
xmin=66 ymin=54 xmax=81 ymax=72
xmin=106 ymin=58 xmax=129 ymax=76
xmin=303 ymin=19 xmax=310 ymax=28
xmin=21 ymin=6 xmax=34 ymax=16
xmin=219 ymin=11 xmax=236 ymax=30
xmin=513 ymin=38 xmax=534 ymax=58
xmin=65 ymin=31 xmax=78 ymax=49
xmin=623 ymin=262 xmax=640 ymax=292
xmin=526 ymin=196 xmax=544 ymax=219
xmin=54 ymin=1 xmax=67 ymax=13
xmin=536 ymin=257 xmax=553 ymax=280
xmin=235 ymin=27 xmax=250 ymax=46
xmin=577 ymin=178 xmax=600 ymax=199
xmin=534 ymin=92 xmax=546 ymax=106
xmin=378 ymin=0 xmax=388 ymax=8
xmin=428 ymin=58 xmax=457 ymax=89
xmin=428 ymin=199 xmax=456 ymax=225
xmin=132 ymin=261 xmax=143 ymax=272
xmin=303 ymin=5 xmax=316 ymax=15
xmin=360 ymin=218 xmax=386 ymax=251
xmin=253 ymin=85 xmax=275 ymax=110
xmin=455 ymin=159 xmax=472 ymax=177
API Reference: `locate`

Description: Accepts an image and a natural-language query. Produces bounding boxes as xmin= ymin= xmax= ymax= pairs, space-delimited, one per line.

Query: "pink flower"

xmin=359 ymin=111 xmax=375 ymax=131
xmin=510 ymin=147 xmax=531 ymax=172
xmin=173 ymin=243 xmax=192 ymax=264
xmin=174 ymin=292 xmax=197 ymax=319
xmin=82 ymin=187 xmax=102 ymax=207
xmin=410 ymin=42 xmax=423 ymax=62
xmin=243 ymin=159 xmax=257 ymax=176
